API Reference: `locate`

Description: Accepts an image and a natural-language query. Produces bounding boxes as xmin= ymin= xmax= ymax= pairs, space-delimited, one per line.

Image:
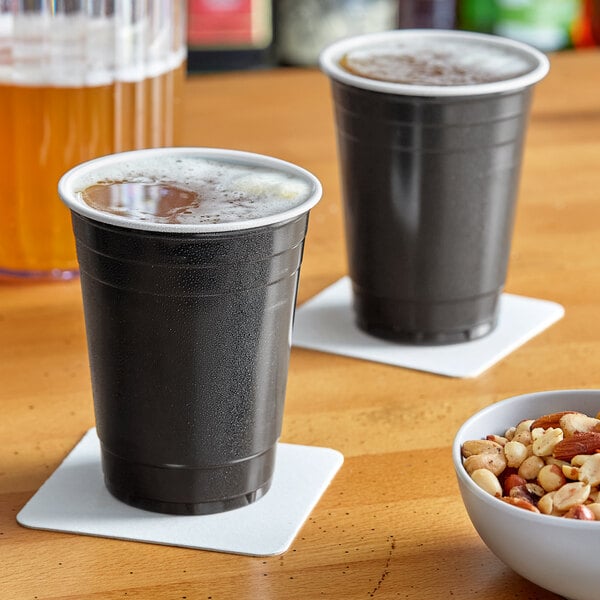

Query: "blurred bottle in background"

xmin=593 ymin=0 xmax=600 ymax=42
xmin=275 ymin=0 xmax=398 ymax=66
xmin=457 ymin=0 xmax=589 ymax=51
xmin=187 ymin=0 xmax=275 ymax=71
xmin=397 ymin=0 xmax=456 ymax=29
xmin=457 ymin=0 xmax=497 ymax=32
xmin=186 ymin=0 xmax=600 ymax=74
xmin=571 ymin=0 xmax=600 ymax=46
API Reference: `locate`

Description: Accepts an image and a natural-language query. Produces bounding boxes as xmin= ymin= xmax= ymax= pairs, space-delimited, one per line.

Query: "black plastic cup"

xmin=320 ymin=30 xmax=549 ymax=344
xmin=58 ymin=148 xmax=321 ymax=515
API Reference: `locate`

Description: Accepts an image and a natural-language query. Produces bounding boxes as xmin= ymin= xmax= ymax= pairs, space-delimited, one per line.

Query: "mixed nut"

xmin=461 ymin=410 xmax=600 ymax=519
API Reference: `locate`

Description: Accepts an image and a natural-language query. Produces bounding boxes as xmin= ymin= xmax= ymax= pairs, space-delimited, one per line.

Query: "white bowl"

xmin=453 ymin=389 xmax=600 ymax=600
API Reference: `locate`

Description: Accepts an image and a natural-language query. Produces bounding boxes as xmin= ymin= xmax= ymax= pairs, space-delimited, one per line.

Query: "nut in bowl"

xmin=452 ymin=390 xmax=600 ymax=600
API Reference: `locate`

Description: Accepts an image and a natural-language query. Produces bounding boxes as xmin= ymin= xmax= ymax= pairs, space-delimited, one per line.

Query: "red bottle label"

xmin=187 ymin=0 xmax=272 ymax=48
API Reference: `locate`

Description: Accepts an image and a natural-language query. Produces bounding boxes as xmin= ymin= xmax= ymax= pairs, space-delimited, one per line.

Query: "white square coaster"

xmin=292 ymin=277 xmax=564 ymax=378
xmin=17 ymin=429 xmax=344 ymax=556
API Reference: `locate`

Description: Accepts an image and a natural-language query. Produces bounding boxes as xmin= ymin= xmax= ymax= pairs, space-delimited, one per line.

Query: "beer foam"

xmin=342 ymin=38 xmax=536 ymax=86
xmin=76 ymin=154 xmax=316 ymax=226
xmin=0 ymin=12 xmax=185 ymax=86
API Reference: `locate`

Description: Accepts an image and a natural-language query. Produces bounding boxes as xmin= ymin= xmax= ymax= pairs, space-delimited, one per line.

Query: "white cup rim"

xmin=58 ymin=147 xmax=323 ymax=233
xmin=319 ymin=29 xmax=550 ymax=97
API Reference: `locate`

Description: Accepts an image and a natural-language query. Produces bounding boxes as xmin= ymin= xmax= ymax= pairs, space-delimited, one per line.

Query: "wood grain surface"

xmin=2 ymin=49 xmax=600 ymax=599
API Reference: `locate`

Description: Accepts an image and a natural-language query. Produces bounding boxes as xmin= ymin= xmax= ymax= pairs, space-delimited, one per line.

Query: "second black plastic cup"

xmin=320 ymin=30 xmax=549 ymax=344
xmin=58 ymin=148 xmax=322 ymax=515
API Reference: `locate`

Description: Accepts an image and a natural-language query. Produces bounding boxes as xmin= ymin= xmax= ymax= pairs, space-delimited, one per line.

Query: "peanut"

xmin=537 ymin=464 xmax=566 ymax=492
xmin=531 ymin=427 xmax=563 ymax=457
xmin=537 ymin=492 xmax=555 ymax=515
xmin=503 ymin=440 xmax=529 ymax=468
xmin=578 ymin=453 xmax=600 ymax=486
xmin=513 ymin=429 xmax=533 ymax=446
xmin=564 ymin=504 xmax=596 ymax=520
xmin=544 ymin=456 xmax=571 ymax=469
xmin=553 ymin=482 xmax=591 ymax=512
xmin=562 ymin=464 xmax=580 ymax=481
xmin=559 ymin=412 xmax=600 ymax=437
xmin=516 ymin=419 xmax=534 ymax=432
xmin=585 ymin=503 xmax=600 ymax=519
xmin=518 ymin=455 xmax=545 ymax=481
xmin=461 ymin=408 xmax=600 ymax=521
xmin=471 ymin=468 xmax=502 ymax=498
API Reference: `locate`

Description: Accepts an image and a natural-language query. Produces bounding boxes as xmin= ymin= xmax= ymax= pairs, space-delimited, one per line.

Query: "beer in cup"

xmin=320 ymin=30 xmax=549 ymax=344
xmin=0 ymin=2 xmax=186 ymax=280
xmin=58 ymin=147 xmax=322 ymax=515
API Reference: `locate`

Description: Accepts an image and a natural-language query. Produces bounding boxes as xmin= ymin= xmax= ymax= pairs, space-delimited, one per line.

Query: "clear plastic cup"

xmin=0 ymin=2 xmax=186 ymax=280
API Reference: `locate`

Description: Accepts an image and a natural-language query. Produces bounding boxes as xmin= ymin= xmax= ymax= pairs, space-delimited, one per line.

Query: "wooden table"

xmin=2 ymin=49 xmax=600 ymax=599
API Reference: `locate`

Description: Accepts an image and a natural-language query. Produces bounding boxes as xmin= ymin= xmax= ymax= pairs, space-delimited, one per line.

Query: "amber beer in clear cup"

xmin=0 ymin=2 xmax=186 ymax=280
xmin=320 ymin=30 xmax=549 ymax=344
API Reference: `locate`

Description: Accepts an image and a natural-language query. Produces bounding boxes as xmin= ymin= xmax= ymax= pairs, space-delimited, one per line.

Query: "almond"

xmin=553 ymin=432 xmax=600 ymax=461
xmin=530 ymin=411 xmax=577 ymax=431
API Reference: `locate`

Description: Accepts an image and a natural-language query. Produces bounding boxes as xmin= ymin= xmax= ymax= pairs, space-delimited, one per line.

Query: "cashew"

xmin=464 ymin=452 xmax=506 ymax=476
xmin=571 ymin=454 xmax=594 ymax=467
xmin=461 ymin=439 xmax=503 ymax=458
xmin=486 ymin=434 xmax=508 ymax=447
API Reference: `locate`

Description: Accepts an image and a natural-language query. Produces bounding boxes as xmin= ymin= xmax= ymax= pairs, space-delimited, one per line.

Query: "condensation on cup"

xmin=0 ymin=2 xmax=186 ymax=280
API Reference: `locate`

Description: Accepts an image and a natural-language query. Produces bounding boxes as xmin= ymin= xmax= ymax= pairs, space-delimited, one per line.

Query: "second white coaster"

xmin=17 ymin=429 xmax=344 ymax=556
xmin=292 ymin=277 xmax=564 ymax=378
